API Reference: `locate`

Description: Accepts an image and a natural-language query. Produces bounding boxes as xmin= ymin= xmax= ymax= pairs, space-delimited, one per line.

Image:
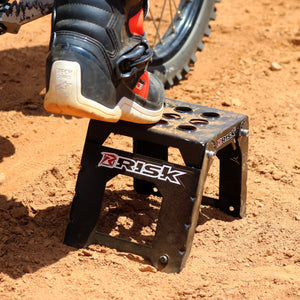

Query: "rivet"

xmin=159 ymin=254 xmax=169 ymax=264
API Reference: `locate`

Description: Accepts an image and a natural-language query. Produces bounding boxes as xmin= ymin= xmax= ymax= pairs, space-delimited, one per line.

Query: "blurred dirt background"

xmin=0 ymin=0 xmax=299 ymax=299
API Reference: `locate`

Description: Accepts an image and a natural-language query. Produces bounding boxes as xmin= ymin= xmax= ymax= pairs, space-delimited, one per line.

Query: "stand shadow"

xmin=197 ymin=204 xmax=237 ymax=226
xmin=96 ymin=186 xmax=238 ymax=247
xmin=0 ymin=136 xmax=15 ymax=162
xmin=0 ymin=187 xmax=156 ymax=279
xmin=0 ymin=194 xmax=72 ymax=279
xmin=0 ymin=45 xmax=70 ymax=118
xmin=0 ymin=184 xmax=237 ymax=279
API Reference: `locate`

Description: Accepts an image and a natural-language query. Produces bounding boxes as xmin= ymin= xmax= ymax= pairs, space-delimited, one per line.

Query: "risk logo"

xmin=98 ymin=152 xmax=186 ymax=185
xmin=98 ymin=153 xmax=118 ymax=167
xmin=217 ymin=127 xmax=237 ymax=148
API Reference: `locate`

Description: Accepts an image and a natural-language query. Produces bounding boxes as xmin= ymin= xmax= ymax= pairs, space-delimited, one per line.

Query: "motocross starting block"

xmin=64 ymin=98 xmax=249 ymax=273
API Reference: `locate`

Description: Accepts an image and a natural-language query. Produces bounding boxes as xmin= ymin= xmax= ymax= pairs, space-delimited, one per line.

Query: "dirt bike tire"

xmin=148 ymin=0 xmax=219 ymax=88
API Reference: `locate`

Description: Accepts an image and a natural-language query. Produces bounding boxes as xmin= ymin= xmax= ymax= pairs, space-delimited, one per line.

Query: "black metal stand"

xmin=64 ymin=98 xmax=249 ymax=273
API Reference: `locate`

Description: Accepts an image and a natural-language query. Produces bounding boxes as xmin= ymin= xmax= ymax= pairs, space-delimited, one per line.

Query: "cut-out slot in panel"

xmin=168 ymin=147 xmax=185 ymax=166
xmin=97 ymin=174 xmax=162 ymax=246
xmin=103 ymin=134 xmax=132 ymax=152
xmin=203 ymin=158 xmax=220 ymax=199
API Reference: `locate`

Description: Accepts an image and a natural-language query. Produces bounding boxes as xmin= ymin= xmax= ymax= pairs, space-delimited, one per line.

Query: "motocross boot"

xmin=44 ymin=0 xmax=165 ymax=124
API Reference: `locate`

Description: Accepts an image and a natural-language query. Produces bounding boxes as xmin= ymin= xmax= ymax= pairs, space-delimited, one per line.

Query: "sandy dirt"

xmin=0 ymin=0 xmax=299 ymax=299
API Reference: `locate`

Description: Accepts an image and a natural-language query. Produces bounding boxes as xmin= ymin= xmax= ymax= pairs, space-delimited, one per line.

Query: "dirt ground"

xmin=0 ymin=0 xmax=299 ymax=299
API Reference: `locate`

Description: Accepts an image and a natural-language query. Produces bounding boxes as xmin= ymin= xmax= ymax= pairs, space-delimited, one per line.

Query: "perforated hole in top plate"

xmin=157 ymin=119 xmax=168 ymax=126
xmin=163 ymin=113 xmax=181 ymax=119
xmin=190 ymin=118 xmax=209 ymax=126
xmin=175 ymin=106 xmax=193 ymax=113
xmin=201 ymin=112 xmax=220 ymax=119
xmin=177 ymin=124 xmax=197 ymax=132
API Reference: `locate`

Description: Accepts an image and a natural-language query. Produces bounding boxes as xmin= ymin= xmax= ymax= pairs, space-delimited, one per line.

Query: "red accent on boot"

xmin=133 ymin=71 xmax=149 ymax=99
xmin=128 ymin=8 xmax=144 ymax=36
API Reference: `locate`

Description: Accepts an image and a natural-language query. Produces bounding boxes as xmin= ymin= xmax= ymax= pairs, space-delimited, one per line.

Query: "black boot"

xmin=44 ymin=0 xmax=165 ymax=124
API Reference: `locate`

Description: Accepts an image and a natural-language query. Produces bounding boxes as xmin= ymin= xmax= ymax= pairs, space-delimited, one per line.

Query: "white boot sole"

xmin=44 ymin=61 xmax=164 ymax=124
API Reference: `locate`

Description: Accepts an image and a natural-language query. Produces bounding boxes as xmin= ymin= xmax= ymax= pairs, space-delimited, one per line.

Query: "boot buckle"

xmin=116 ymin=44 xmax=152 ymax=79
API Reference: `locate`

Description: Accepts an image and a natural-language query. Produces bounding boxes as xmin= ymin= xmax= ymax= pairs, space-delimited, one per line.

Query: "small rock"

xmin=44 ymin=272 xmax=53 ymax=280
xmin=270 ymin=62 xmax=282 ymax=71
xmin=202 ymin=281 xmax=210 ymax=287
xmin=183 ymin=289 xmax=193 ymax=295
xmin=12 ymin=133 xmax=21 ymax=138
xmin=221 ymin=101 xmax=231 ymax=107
xmin=48 ymin=191 xmax=56 ymax=197
xmin=289 ymin=38 xmax=300 ymax=46
xmin=195 ymin=226 xmax=204 ymax=233
xmin=232 ymin=98 xmax=242 ymax=106
xmin=266 ymin=249 xmax=273 ymax=256
xmin=284 ymin=252 xmax=294 ymax=258
xmin=126 ymin=253 xmax=136 ymax=260
xmin=23 ymin=265 xmax=33 ymax=273
xmin=295 ymin=215 xmax=300 ymax=221
xmin=272 ymin=170 xmax=285 ymax=181
xmin=39 ymin=88 xmax=46 ymax=96
xmin=80 ymin=249 xmax=93 ymax=257
xmin=50 ymin=167 xmax=64 ymax=180
xmin=198 ymin=291 xmax=207 ymax=298
xmin=139 ymin=265 xmax=157 ymax=273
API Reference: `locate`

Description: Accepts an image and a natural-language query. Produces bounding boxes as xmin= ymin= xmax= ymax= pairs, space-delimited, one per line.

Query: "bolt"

xmin=206 ymin=150 xmax=216 ymax=159
xmin=240 ymin=129 xmax=249 ymax=137
xmin=159 ymin=254 xmax=169 ymax=264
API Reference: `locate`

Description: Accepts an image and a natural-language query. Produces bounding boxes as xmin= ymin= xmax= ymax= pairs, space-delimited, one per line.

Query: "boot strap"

xmin=116 ymin=41 xmax=152 ymax=79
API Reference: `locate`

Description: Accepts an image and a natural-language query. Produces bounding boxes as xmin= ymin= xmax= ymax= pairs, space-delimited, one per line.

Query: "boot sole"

xmin=44 ymin=61 xmax=164 ymax=124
